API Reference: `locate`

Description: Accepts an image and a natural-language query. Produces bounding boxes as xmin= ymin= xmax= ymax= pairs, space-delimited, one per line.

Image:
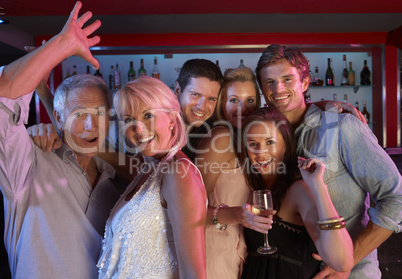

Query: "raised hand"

xmin=57 ymin=1 xmax=101 ymax=69
xmin=297 ymin=156 xmax=326 ymax=187
xmin=0 ymin=1 xmax=102 ymax=99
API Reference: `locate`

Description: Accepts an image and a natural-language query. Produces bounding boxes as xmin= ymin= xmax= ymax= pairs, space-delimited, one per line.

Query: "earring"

xmin=170 ymin=126 xmax=173 ymax=130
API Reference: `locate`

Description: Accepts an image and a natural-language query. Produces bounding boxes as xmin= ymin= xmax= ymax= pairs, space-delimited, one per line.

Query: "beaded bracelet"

xmin=213 ymin=203 xmax=229 ymax=231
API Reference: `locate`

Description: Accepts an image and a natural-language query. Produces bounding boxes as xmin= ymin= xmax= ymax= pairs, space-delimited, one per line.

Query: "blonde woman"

xmin=98 ymin=77 xmax=207 ymax=279
xmin=196 ymin=67 xmax=261 ymax=278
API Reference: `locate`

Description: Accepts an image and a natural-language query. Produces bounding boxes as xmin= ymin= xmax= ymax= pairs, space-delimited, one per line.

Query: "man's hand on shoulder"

xmin=314 ymin=100 xmax=367 ymax=125
xmin=27 ymin=123 xmax=62 ymax=152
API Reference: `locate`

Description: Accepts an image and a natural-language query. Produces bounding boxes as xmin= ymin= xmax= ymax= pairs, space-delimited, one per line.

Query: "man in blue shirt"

xmin=255 ymin=44 xmax=402 ymax=278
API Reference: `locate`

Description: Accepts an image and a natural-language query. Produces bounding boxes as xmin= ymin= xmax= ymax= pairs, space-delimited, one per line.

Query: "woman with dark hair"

xmin=240 ymin=107 xmax=353 ymax=279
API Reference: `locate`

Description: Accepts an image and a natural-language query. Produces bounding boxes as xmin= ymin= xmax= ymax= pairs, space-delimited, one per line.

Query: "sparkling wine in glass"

xmin=252 ymin=189 xmax=277 ymax=254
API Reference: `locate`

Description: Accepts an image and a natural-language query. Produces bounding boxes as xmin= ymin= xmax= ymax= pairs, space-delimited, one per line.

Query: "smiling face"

xmin=260 ymin=59 xmax=309 ymax=123
xmin=246 ymin=120 xmax=286 ymax=178
xmin=57 ymin=87 xmax=109 ymax=159
xmin=123 ymin=99 xmax=174 ymax=159
xmin=177 ymin=77 xmax=220 ymax=128
xmin=223 ymin=81 xmax=258 ymax=129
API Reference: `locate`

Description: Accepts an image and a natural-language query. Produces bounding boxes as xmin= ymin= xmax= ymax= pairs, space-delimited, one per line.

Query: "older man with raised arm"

xmin=0 ymin=2 xmax=122 ymax=278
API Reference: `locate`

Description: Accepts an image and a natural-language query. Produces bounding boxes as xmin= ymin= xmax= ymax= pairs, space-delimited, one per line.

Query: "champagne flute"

xmin=252 ymin=189 xmax=277 ymax=254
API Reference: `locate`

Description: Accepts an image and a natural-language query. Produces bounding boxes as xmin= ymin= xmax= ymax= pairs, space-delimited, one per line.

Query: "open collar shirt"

xmin=0 ymin=67 xmax=122 ymax=279
xmin=295 ymin=104 xmax=402 ymax=278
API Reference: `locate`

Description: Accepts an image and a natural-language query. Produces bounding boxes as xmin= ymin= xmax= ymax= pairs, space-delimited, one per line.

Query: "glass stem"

xmin=264 ymin=232 xmax=270 ymax=248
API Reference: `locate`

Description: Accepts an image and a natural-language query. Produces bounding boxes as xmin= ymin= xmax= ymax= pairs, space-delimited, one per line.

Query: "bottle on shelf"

xmin=308 ymin=62 xmax=315 ymax=86
xmin=333 ymin=93 xmax=337 ymax=101
xmin=362 ymin=100 xmax=370 ymax=123
xmin=360 ymin=60 xmax=371 ymax=85
xmin=325 ymin=58 xmax=334 ymax=86
xmin=313 ymin=66 xmax=323 ymax=86
xmin=330 ymin=58 xmax=335 ymax=85
xmin=65 ymin=67 xmax=71 ymax=80
xmin=72 ymin=65 xmax=77 ymax=76
xmin=348 ymin=62 xmax=355 ymax=86
xmin=94 ymin=69 xmax=103 ymax=80
xmin=152 ymin=57 xmax=160 ymax=79
xmin=238 ymin=59 xmax=245 ymax=68
xmin=114 ymin=63 xmax=121 ymax=90
xmin=341 ymin=54 xmax=349 ymax=86
xmin=355 ymin=100 xmax=359 ymax=111
xmin=108 ymin=65 xmax=115 ymax=90
xmin=138 ymin=59 xmax=147 ymax=77
xmin=216 ymin=60 xmax=221 ymax=72
xmin=343 ymin=94 xmax=348 ymax=103
xmin=128 ymin=61 xmax=136 ymax=81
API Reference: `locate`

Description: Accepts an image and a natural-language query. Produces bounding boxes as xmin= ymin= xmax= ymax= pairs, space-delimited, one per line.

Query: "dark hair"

xmin=176 ymin=59 xmax=224 ymax=92
xmin=240 ymin=107 xmax=301 ymax=214
xmin=255 ymin=44 xmax=310 ymax=97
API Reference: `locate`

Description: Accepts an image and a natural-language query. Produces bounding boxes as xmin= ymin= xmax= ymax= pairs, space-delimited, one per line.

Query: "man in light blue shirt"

xmin=255 ymin=44 xmax=401 ymax=278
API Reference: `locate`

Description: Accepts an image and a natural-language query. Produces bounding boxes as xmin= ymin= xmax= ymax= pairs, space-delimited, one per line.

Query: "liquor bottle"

xmin=138 ymin=59 xmax=147 ymax=77
xmin=362 ymin=100 xmax=370 ymax=123
xmin=238 ymin=59 xmax=245 ymax=68
xmin=94 ymin=69 xmax=103 ymax=80
xmin=330 ymin=58 xmax=335 ymax=85
xmin=355 ymin=100 xmax=359 ymax=111
xmin=308 ymin=62 xmax=315 ymax=86
xmin=341 ymin=55 xmax=349 ymax=86
xmin=108 ymin=65 xmax=114 ymax=90
xmin=72 ymin=65 xmax=77 ymax=76
xmin=65 ymin=67 xmax=71 ymax=80
xmin=325 ymin=58 xmax=334 ymax=86
xmin=343 ymin=94 xmax=348 ymax=103
xmin=128 ymin=61 xmax=136 ymax=81
xmin=333 ymin=93 xmax=337 ymax=101
xmin=314 ymin=66 xmax=323 ymax=86
xmin=348 ymin=62 xmax=355 ymax=86
xmin=360 ymin=60 xmax=371 ymax=85
xmin=152 ymin=57 xmax=160 ymax=79
xmin=114 ymin=63 xmax=121 ymax=90
xmin=216 ymin=60 xmax=221 ymax=72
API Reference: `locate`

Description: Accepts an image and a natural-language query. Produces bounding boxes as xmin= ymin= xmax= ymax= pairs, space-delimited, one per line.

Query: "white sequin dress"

xmin=98 ymin=152 xmax=180 ymax=279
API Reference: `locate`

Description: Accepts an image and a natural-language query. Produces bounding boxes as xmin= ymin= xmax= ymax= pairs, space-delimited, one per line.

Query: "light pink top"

xmin=206 ymin=166 xmax=251 ymax=279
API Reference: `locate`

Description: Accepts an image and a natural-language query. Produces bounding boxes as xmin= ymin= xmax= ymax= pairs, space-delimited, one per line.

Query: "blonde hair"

xmin=114 ymin=77 xmax=187 ymax=150
xmin=216 ymin=67 xmax=261 ymax=121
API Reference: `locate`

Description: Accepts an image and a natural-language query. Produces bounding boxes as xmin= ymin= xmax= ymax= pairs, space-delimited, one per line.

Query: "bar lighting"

xmin=0 ymin=6 xmax=8 ymax=24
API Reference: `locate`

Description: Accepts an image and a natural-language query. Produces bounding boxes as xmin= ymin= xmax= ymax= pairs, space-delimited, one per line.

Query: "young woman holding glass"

xmin=240 ymin=107 xmax=354 ymax=279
